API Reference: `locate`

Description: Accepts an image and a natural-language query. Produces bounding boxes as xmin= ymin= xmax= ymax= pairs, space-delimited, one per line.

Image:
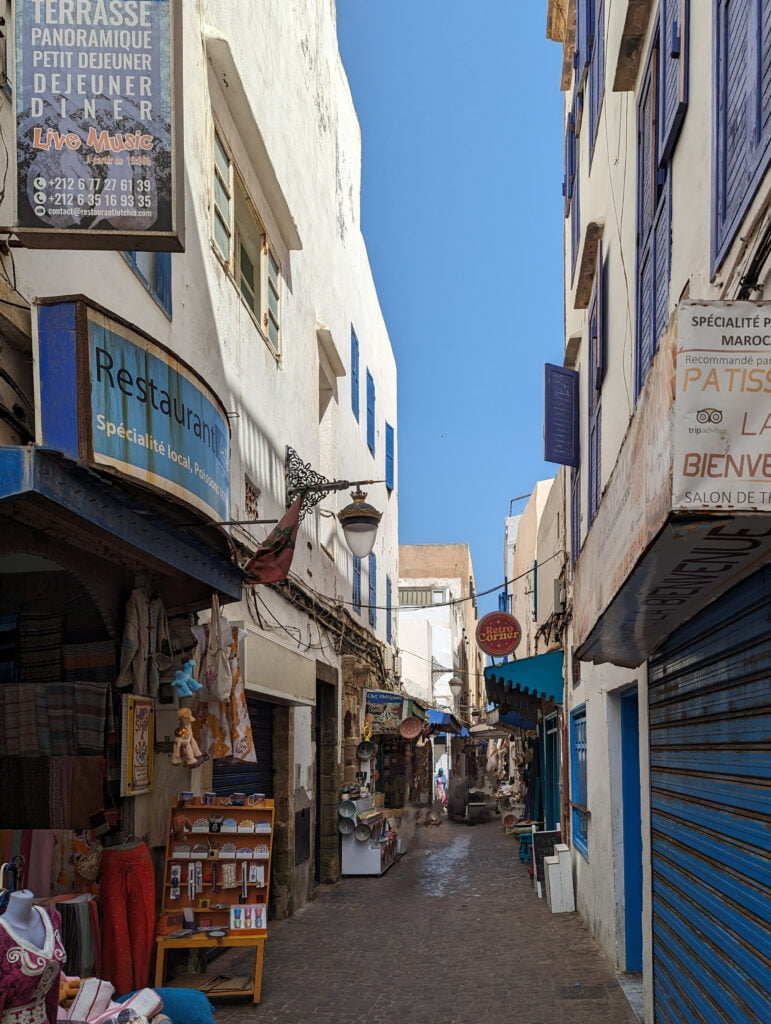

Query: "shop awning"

xmin=0 ymin=447 xmax=243 ymax=607
xmin=484 ymin=650 xmax=564 ymax=705
xmin=426 ymin=708 xmax=464 ymax=735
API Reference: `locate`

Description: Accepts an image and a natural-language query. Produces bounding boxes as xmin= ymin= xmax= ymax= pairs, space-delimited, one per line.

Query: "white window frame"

xmin=212 ymin=126 xmax=281 ymax=355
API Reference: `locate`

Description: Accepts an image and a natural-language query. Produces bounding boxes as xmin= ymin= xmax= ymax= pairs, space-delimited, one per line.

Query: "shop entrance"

xmin=620 ymin=688 xmax=642 ymax=972
xmin=314 ymin=680 xmax=338 ymax=884
xmin=212 ymin=696 xmax=274 ymax=797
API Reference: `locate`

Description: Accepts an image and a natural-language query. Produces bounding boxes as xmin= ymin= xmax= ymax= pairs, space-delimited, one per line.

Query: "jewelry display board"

xmin=154 ymin=797 xmax=275 ymax=1003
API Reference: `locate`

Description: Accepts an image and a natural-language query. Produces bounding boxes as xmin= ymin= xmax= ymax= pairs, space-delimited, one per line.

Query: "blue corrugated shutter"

xmin=351 ymin=328 xmax=360 ymax=420
xmin=654 ymin=179 xmax=671 ymax=344
xmin=385 ymin=423 xmax=394 ymax=490
xmin=368 ymin=553 xmax=377 ymax=627
xmin=659 ymin=0 xmax=689 ymax=163
xmin=714 ymin=0 xmax=771 ymax=266
xmin=570 ymin=92 xmax=582 ymax=277
xmin=352 ymin=556 xmax=361 ymax=613
xmin=386 ymin=575 xmax=392 ymax=643
xmin=649 ymin=564 xmax=771 ymax=1024
xmin=544 ymin=364 xmax=579 ymax=467
xmin=589 ymin=0 xmax=605 ymax=159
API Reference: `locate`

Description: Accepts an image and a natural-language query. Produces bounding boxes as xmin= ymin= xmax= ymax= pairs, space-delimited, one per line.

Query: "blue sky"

xmin=336 ymin=2 xmax=565 ymax=615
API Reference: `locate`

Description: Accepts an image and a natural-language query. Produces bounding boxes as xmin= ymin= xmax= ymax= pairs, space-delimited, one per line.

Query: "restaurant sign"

xmin=363 ymin=690 xmax=404 ymax=735
xmin=14 ymin=0 xmax=183 ymax=250
xmin=673 ymin=300 xmax=771 ymax=511
xmin=35 ymin=299 xmax=229 ymax=522
xmin=476 ymin=612 xmax=522 ymax=657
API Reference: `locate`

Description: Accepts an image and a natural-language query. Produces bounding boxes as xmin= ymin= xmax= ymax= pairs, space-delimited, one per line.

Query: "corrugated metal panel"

xmin=649 ymin=564 xmax=771 ymax=1024
xmin=212 ymin=697 xmax=274 ymax=797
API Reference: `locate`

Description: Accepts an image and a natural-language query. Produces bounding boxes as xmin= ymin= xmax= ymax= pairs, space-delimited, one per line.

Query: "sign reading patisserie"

xmin=14 ymin=0 xmax=183 ymax=250
xmin=476 ymin=612 xmax=522 ymax=657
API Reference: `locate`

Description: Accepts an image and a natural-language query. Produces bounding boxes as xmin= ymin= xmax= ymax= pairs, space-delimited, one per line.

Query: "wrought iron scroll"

xmin=285 ymin=445 xmax=333 ymax=520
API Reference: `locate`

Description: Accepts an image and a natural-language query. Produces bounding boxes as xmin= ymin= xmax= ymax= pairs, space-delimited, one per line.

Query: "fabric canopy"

xmin=484 ymin=650 xmax=564 ymax=704
xmin=426 ymin=709 xmax=464 ymax=735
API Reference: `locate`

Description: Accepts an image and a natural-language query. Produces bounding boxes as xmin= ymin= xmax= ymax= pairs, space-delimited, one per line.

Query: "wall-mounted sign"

xmin=673 ymin=300 xmax=771 ymax=511
xmin=35 ymin=298 xmax=229 ymax=522
xmin=476 ymin=612 xmax=522 ymax=657
xmin=363 ymin=690 xmax=404 ymax=735
xmin=14 ymin=0 xmax=183 ymax=250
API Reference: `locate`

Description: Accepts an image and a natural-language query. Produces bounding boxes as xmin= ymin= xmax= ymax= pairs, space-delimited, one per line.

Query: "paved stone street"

xmin=218 ymin=816 xmax=639 ymax=1024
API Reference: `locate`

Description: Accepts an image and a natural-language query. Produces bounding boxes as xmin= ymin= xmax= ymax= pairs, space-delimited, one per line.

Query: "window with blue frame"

xmin=635 ymin=37 xmax=671 ymax=397
xmin=570 ymin=465 xmax=582 ymax=566
xmin=386 ymin=575 xmax=392 ymax=643
xmin=385 ymin=422 xmax=394 ymax=490
xmin=587 ymin=241 xmax=604 ymax=526
xmin=366 ymin=370 xmax=375 ymax=455
xmin=368 ymin=553 xmax=377 ymax=628
xmin=125 ymin=251 xmax=172 ymax=315
xmin=714 ymin=0 xmax=770 ymax=268
xmin=351 ymin=328 xmax=360 ymax=420
xmin=570 ymin=94 xmax=582 ymax=279
xmin=588 ymin=0 xmax=605 ymax=162
xmin=352 ymin=556 xmax=361 ymax=614
xmin=571 ymin=706 xmax=589 ymax=857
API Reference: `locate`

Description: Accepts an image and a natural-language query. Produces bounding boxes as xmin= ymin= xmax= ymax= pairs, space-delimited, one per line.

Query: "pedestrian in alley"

xmin=435 ymin=767 xmax=448 ymax=808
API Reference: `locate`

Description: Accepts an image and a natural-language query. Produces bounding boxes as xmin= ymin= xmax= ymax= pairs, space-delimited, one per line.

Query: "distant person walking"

xmin=435 ymin=768 xmax=448 ymax=808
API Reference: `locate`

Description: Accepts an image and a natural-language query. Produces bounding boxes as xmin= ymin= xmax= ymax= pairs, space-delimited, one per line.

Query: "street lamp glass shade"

xmin=338 ymin=488 xmax=382 ymax=558
xmin=448 ymin=678 xmax=463 ymax=701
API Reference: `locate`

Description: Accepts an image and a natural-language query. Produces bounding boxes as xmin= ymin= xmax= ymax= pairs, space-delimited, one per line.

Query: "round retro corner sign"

xmin=476 ymin=612 xmax=522 ymax=657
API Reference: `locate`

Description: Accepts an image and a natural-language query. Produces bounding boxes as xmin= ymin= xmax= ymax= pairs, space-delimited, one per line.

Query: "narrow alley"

xmin=223 ymin=819 xmax=640 ymax=1024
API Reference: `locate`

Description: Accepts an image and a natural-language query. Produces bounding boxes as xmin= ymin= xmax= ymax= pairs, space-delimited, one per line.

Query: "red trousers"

xmin=100 ymin=843 xmax=155 ymax=995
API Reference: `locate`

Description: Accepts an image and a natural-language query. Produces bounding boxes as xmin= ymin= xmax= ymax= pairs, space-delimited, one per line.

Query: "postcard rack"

xmin=154 ymin=797 xmax=275 ymax=1003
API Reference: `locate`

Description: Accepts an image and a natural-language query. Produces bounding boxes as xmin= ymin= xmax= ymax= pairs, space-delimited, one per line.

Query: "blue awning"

xmin=484 ymin=650 xmax=564 ymax=704
xmin=0 ymin=447 xmax=243 ymax=604
xmin=426 ymin=709 xmax=464 ymax=735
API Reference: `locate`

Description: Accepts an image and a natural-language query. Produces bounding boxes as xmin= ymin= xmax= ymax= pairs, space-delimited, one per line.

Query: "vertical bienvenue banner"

xmin=673 ymin=300 xmax=771 ymax=511
xmin=15 ymin=0 xmax=180 ymax=247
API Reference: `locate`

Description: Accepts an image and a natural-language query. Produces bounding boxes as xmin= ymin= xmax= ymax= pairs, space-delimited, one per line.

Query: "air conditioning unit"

xmin=393 ymin=655 xmax=402 ymax=679
xmin=554 ymin=579 xmax=566 ymax=613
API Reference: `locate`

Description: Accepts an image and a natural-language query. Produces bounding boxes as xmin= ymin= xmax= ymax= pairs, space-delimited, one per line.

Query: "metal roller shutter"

xmin=648 ymin=564 xmax=771 ymax=1024
xmin=212 ymin=696 xmax=274 ymax=797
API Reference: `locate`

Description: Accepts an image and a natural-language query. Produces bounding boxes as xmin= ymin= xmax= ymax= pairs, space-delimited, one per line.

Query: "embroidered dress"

xmin=0 ymin=907 xmax=65 ymax=1024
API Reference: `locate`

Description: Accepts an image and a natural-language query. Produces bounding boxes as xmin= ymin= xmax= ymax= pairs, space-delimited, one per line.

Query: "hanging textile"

xmin=99 ymin=844 xmax=155 ymax=993
xmin=192 ymin=626 xmax=256 ymax=762
xmin=147 ymin=596 xmax=173 ymax=697
xmin=115 ymin=590 xmax=150 ymax=694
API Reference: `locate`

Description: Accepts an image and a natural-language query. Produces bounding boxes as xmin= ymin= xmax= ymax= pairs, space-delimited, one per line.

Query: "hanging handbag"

xmin=198 ymin=594 xmax=233 ymax=702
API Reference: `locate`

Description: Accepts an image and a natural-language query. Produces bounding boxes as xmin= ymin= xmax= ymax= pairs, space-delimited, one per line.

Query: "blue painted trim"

xmin=37 ymin=302 xmax=80 ymax=460
xmin=621 ymin=689 xmax=643 ymax=972
xmin=570 ymin=704 xmax=589 ymax=859
xmin=0 ymin=447 xmax=242 ymax=599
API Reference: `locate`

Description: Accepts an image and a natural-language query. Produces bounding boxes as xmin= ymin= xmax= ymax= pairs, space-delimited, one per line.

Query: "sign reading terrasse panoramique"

xmin=673 ymin=300 xmax=771 ymax=512
xmin=15 ymin=0 xmax=182 ymax=250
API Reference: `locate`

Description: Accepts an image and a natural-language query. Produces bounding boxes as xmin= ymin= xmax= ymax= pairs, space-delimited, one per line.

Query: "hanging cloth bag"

xmin=199 ymin=594 xmax=232 ymax=702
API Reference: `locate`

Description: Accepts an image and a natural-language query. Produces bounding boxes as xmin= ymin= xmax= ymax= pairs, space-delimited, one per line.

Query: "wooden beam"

xmin=612 ymin=0 xmax=656 ymax=91
xmin=574 ymin=221 xmax=604 ymax=309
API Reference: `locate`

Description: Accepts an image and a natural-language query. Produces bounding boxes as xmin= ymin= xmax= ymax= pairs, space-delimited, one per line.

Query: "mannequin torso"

xmin=2 ymin=891 xmax=46 ymax=949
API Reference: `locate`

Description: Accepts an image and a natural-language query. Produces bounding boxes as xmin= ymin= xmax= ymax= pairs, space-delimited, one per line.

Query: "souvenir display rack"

xmin=154 ymin=797 xmax=275 ymax=1003
xmin=341 ymin=797 xmax=397 ymax=876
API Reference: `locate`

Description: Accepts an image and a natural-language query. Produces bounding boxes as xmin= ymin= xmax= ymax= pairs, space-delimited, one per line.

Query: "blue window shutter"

xmin=654 ymin=180 xmax=671 ymax=345
xmin=587 ymin=250 xmax=603 ymax=526
xmin=156 ymin=252 xmax=172 ymax=314
xmin=714 ymin=0 xmax=771 ymax=267
xmin=564 ymin=111 xmax=575 ymax=216
xmin=594 ymin=239 xmax=606 ymax=389
xmin=575 ymin=0 xmax=595 ymax=84
xmin=386 ymin=575 xmax=392 ymax=643
xmin=368 ymin=553 xmax=377 ymax=627
xmin=353 ymin=556 xmax=361 ymax=613
xmin=351 ymin=328 xmax=360 ymax=420
xmin=544 ymin=364 xmax=580 ymax=467
xmin=385 ymin=422 xmax=394 ymax=490
xmin=659 ymin=0 xmax=689 ymax=163
xmin=589 ymin=0 xmax=605 ymax=159
xmin=366 ymin=370 xmax=375 ymax=455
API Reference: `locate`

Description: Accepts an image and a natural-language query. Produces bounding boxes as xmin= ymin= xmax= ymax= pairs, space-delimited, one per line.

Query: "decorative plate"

xmin=399 ymin=716 xmax=423 ymax=740
xmin=338 ymin=799 xmax=357 ymax=818
xmin=353 ymin=823 xmax=372 ymax=842
xmin=338 ymin=817 xmax=355 ymax=835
